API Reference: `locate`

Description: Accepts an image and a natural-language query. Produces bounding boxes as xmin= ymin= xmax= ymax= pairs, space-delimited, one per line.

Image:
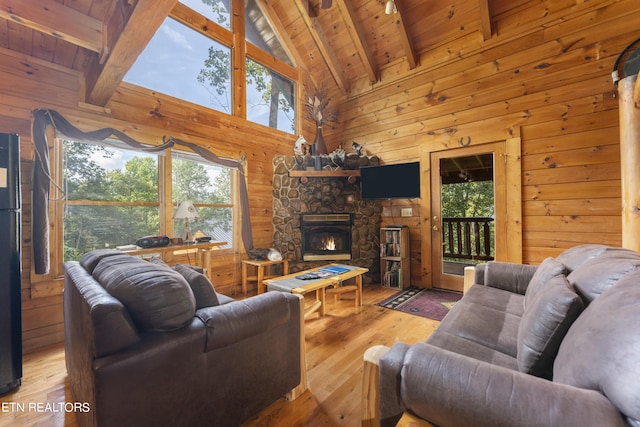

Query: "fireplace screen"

xmin=301 ymin=213 xmax=352 ymax=261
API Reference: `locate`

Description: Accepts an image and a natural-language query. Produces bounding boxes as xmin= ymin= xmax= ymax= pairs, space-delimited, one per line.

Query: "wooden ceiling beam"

xmin=334 ymin=0 xmax=377 ymax=84
xmin=0 ymin=0 xmax=103 ymax=53
xmin=293 ymin=0 xmax=348 ymax=94
xmin=478 ymin=0 xmax=492 ymax=41
xmin=394 ymin=0 xmax=417 ymax=70
xmin=254 ymin=0 xmax=304 ymax=69
xmin=85 ymin=0 xmax=179 ymax=106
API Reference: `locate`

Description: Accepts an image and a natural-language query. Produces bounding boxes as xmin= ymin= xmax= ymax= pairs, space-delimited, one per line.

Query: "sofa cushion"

xmin=517 ymin=275 xmax=583 ymax=378
xmin=173 ymin=264 xmax=220 ymax=309
xmin=436 ymin=296 xmax=521 ymax=358
xmin=92 ymin=254 xmax=196 ymax=332
xmin=566 ymin=248 xmax=640 ymax=304
xmin=462 ymin=284 xmax=525 ymax=317
xmin=483 ymin=261 xmax=538 ymax=295
xmin=426 ymin=330 xmax=518 ymax=370
xmin=524 ymin=257 xmax=566 ymax=307
xmin=80 ymin=248 xmax=124 ymax=274
xmin=554 ymin=244 xmax=609 ymax=273
xmin=554 ymin=271 xmax=640 ymax=425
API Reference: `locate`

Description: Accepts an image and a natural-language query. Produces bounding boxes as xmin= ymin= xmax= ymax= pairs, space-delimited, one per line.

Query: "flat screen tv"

xmin=360 ymin=161 xmax=421 ymax=199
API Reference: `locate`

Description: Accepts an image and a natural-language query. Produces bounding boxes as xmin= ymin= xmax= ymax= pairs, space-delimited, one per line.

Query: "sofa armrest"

xmin=196 ymin=291 xmax=298 ymax=352
xmin=482 ymin=261 xmax=538 ymax=294
xmin=397 ymin=343 xmax=625 ymax=427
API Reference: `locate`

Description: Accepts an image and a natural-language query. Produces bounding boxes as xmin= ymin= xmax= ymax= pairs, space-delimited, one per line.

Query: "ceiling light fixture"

xmin=385 ymin=0 xmax=397 ymax=15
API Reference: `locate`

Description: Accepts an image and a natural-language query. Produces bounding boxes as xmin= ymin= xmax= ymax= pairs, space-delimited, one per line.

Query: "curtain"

xmin=31 ymin=108 xmax=254 ymax=274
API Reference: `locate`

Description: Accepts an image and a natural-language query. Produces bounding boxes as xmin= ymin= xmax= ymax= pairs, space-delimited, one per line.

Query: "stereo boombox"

xmin=136 ymin=235 xmax=171 ymax=248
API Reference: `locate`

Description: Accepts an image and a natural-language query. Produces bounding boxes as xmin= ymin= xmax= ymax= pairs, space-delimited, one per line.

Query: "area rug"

xmin=376 ymin=287 xmax=463 ymax=321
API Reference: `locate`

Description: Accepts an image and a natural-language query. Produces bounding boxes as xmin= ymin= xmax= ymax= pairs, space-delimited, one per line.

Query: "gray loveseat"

xmin=362 ymin=244 xmax=640 ymax=427
xmin=64 ymin=249 xmax=305 ymax=427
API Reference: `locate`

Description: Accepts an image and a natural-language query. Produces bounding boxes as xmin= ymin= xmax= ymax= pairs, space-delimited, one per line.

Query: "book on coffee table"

xmin=294 ymin=265 xmax=352 ymax=280
xmin=319 ymin=265 xmax=351 ymax=275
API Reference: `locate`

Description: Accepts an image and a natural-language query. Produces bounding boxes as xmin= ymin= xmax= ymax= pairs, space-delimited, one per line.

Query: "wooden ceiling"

xmin=0 ymin=0 xmax=529 ymax=106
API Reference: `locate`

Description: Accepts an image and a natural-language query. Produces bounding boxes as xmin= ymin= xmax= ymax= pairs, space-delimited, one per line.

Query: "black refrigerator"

xmin=0 ymin=133 xmax=22 ymax=395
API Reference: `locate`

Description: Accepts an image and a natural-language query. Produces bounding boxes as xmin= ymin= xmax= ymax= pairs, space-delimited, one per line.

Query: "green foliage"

xmin=63 ymin=141 xmax=111 ymax=200
xmin=63 ymin=142 xmax=233 ymax=260
xmin=197 ymin=47 xmax=232 ymax=112
xmin=195 ymin=41 xmax=294 ymax=130
xmin=441 ymin=180 xmax=494 ymax=218
xmin=109 ymin=157 xmax=159 ymax=202
xmin=200 ymin=0 xmax=230 ymax=27
xmin=173 ymin=159 xmax=212 ymax=202
xmin=441 ymin=180 xmax=495 ymax=263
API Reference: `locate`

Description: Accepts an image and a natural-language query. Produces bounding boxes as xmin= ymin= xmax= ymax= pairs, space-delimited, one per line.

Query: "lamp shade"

xmin=385 ymin=0 xmax=397 ymax=14
xmin=174 ymin=201 xmax=199 ymax=220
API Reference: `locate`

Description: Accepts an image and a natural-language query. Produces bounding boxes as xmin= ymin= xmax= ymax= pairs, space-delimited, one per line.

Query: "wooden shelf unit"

xmin=380 ymin=226 xmax=410 ymax=289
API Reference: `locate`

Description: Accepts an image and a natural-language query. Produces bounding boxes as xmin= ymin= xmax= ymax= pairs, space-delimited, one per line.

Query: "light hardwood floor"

xmin=0 ymin=285 xmax=439 ymax=427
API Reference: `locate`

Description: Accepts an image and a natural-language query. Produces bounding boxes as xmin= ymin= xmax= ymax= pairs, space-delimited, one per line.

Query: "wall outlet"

xmin=400 ymin=208 xmax=412 ymax=217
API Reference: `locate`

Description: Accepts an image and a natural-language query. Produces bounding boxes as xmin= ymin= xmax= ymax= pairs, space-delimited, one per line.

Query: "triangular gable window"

xmin=245 ymin=0 xmax=293 ymax=66
xmin=123 ymin=17 xmax=232 ymax=114
xmin=122 ymin=0 xmax=296 ymax=134
xmin=181 ymin=0 xmax=231 ymax=30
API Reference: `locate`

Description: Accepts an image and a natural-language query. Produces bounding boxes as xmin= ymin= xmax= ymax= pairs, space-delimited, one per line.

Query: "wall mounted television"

xmin=360 ymin=161 xmax=421 ymax=199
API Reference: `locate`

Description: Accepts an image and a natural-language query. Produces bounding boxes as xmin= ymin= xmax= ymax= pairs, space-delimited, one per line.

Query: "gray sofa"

xmin=64 ymin=249 xmax=306 ymax=427
xmin=362 ymin=244 xmax=640 ymax=427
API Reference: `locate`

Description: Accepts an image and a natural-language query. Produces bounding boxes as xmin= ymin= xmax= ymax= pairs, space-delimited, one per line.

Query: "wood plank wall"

xmin=0 ymin=47 xmax=295 ymax=353
xmin=333 ymin=0 xmax=637 ymax=283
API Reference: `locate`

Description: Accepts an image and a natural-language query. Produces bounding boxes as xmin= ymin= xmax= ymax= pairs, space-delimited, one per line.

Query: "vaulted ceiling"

xmin=0 ymin=0 xmax=529 ymax=106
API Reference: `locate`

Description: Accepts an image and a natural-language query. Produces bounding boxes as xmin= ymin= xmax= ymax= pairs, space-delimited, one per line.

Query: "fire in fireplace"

xmin=301 ymin=213 xmax=352 ymax=261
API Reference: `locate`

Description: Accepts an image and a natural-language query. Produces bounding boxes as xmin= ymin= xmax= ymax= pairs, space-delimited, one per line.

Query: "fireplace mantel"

xmin=289 ymin=169 xmax=360 ymax=184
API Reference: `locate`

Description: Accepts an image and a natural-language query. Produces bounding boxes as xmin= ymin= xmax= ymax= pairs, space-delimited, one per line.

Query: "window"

xmin=123 ymin=0 xmax=297 ymax=133
xmin=245 ymin=0 xmax=293 ymax=66
xmin=59 ymin=140 xmax=236 ymax=261
xmin=172 ymin=152 xmax=234 ymax=249
xmin=62 ymin=140 xmax=160 ymax=260
xmin=246 ymin=59 xmax=295 ymax=132
xmin=124 ymin=17 xmax=232 ymax=114
xmin=181 ymin=0 xmax=230 ymax=30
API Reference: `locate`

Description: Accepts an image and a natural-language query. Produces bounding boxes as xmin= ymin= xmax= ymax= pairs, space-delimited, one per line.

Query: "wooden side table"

xmin=241 ymin=259 xmax=289 ymax=294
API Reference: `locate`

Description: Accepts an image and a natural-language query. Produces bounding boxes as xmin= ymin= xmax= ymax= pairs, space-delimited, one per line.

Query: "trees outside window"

xmin=172 ymin=156 xmax=233 ymax=248
xmin=124 ymin=0 xmax=296 ymax=133
xmin=125 ymin=17 xmax=232 ymax=114
xmin=245 ymin=59 xmax=295 ymax=132
xmin=441 ymin=180 xmax=495 ymax=263
xmin=61 ymin=141 xmax=234 ymax=261
xmin=63 ymin=141 xmax=160 ymax=261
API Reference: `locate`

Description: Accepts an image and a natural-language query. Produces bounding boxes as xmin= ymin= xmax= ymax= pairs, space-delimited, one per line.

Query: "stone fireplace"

xmin=272 ymin=155 xmax=381 ymax=283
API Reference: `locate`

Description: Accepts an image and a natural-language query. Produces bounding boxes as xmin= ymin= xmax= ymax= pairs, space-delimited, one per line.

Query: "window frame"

xmin=50 ymin=137 xmax=239 ymax=276
xmin=136 ymin=0 xmax=300 ymax=133
xmin=171 ymin=149 xmax=237 ymax=249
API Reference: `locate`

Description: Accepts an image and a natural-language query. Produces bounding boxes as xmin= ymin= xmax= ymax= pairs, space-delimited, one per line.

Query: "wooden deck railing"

xmin=442 ymin=217 xmax=494 ymax=262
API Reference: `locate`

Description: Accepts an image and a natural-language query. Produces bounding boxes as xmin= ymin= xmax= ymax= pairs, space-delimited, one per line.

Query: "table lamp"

xmin=174 ymin=201 xmax=199 ymax=243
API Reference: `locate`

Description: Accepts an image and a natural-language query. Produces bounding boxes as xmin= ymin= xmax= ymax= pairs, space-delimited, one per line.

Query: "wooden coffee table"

xmin=264 ymin=264 xmax=368 ymax=319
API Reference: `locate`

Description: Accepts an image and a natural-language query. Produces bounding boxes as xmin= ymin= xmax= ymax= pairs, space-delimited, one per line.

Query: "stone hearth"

xmin=272 ymin=155 xmax=381 ymax=283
